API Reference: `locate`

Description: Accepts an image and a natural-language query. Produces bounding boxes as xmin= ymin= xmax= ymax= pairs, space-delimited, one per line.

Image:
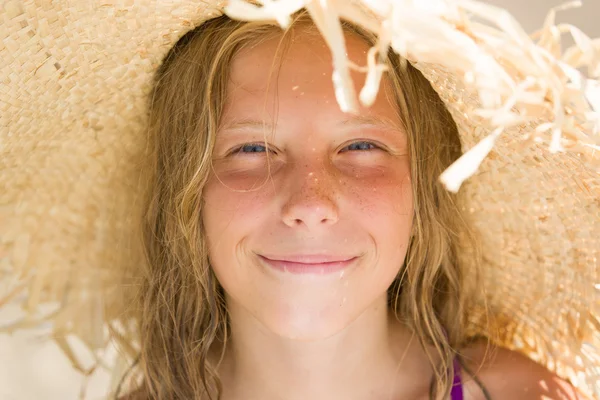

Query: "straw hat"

xmin=1 ymin=0 xmax=599 ymax=398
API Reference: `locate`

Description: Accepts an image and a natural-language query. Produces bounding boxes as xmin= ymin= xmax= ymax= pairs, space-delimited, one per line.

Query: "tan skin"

xmin=122 ymin=341 xmax=589 ymax=400
xmin=458 ymin=339 xmax=591 ymax=400
xmin=128 ymin=28 xmax=591 ymax=400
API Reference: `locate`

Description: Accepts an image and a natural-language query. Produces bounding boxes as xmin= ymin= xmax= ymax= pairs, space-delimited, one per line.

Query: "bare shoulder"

xmin=457 ymin=338 xmax=592 ymax=400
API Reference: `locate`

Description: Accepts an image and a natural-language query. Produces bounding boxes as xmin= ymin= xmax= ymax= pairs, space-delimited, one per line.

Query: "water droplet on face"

xmin=339 ymin=270 xmax=345 ymax=278
xmin=342 ymin=297 xmax=347 ymax=305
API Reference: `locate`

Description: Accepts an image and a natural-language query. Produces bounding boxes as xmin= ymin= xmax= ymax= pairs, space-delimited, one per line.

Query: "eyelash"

xmin=230 ymin=141 xmax=381 ymax=156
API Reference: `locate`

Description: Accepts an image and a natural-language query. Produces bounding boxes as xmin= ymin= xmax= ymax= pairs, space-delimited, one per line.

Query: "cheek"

xmin=343 ymin=159 xmax=413 ymax=220
xmin=344 ymin=162 xmax=414 ymax=267
xmin=201 ymin=170 xmax=275 ymax=277
xmin=201 ymin=178 xmax=272 ymax=300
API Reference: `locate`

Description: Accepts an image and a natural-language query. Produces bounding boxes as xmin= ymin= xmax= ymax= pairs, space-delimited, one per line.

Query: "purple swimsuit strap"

xmin=450 ymin=357 xmax=464 ymax=400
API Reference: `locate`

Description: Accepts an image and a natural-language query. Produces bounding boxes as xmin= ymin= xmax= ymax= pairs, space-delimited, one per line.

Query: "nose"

xmin=281 ymin=164 xmax=339 ymax=229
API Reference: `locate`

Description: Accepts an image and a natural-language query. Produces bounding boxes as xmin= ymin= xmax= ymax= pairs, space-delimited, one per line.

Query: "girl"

xmin=124 ymin=12 xmax=591 ymax=400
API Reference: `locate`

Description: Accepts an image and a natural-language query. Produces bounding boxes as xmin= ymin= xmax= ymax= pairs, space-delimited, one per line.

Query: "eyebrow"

xmin=219 ymin=118 xmax=274 ymax=131
xmin=219 ymin=115 xmax=403 ymax=132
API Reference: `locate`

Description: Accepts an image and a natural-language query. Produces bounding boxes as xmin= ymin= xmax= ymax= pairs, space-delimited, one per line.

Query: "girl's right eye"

xmin=230 ymin=143 xmax=274 ymax=156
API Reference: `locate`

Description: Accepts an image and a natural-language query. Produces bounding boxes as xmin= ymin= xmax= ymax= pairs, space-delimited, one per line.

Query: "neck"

xmin=214 ymin=296 xmax=435 ymax=400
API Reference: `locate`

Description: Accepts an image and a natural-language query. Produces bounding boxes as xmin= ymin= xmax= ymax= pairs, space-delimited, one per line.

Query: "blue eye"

xmin=341 ymin=141 xmax=379 ymax=152
xmin=237 ymin=143 xmax=268 ymax=153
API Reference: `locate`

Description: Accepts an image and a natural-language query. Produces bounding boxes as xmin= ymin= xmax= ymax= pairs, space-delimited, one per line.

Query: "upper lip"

xmin=259 ymin=254 xmax=356 ymax=264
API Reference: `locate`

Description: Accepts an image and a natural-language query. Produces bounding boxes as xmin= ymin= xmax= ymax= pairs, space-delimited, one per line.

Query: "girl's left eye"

xmin=340 ymin=141 xmax=380 ymax=152
xmin=230 ymin=141 xmax=380 ymax=156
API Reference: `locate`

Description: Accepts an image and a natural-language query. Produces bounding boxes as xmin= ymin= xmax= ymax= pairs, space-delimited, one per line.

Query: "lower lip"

xmin=259 ymin=255 xmax=357 ymax=275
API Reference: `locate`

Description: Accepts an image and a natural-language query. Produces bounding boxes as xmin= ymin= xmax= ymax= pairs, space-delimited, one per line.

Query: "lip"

xmin=258 ymin=254 xmax=358 ymax=275
xmin=261 ymin=254 xmax=355 ymax=263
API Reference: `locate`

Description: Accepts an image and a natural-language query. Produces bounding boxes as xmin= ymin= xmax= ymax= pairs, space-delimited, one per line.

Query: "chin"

xmin=257 ymin=303 xmax=357 ymax=341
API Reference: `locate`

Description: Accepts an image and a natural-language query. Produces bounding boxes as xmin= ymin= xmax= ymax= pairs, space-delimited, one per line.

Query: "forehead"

xmin=221 ymin=25 xmax=401 ymax=128
xmin=230 ymin=25 xmax=367 ymax=89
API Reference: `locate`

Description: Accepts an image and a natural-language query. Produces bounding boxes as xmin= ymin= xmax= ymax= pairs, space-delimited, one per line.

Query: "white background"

xmin=1 ymin=1 xmax=599 ymax=399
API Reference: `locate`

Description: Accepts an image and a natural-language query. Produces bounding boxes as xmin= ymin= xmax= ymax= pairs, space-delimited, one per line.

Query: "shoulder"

xmin=457 ymin=338 xmax=592 ymax=400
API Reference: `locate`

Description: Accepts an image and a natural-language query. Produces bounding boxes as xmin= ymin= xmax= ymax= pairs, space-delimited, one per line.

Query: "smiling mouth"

xmin=258 ymin=254 xmax=358 ymax=275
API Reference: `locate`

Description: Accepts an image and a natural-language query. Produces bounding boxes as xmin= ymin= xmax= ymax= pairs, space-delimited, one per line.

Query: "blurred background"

xmin=1 ymin=0 xmax=599 ymax=399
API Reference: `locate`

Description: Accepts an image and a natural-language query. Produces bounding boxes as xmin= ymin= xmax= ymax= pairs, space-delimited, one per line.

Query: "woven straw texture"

xmin=1 ymin=0 xmax=599 ymax=397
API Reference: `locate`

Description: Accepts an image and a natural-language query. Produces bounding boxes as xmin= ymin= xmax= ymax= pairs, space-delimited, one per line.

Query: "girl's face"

xmin=202 ymin=28 xmax=413 ymax=340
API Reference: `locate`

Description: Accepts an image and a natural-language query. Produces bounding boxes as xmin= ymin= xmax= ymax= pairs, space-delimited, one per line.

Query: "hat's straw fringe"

xmin=226 ymin=0 xmax=600 ymax=193
xmin=226 ymin=0 xmax=600 ymax=397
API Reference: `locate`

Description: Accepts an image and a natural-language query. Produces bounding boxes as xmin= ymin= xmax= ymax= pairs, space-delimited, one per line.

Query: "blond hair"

xmin=120 ymin=11 xmax=484 ymax=400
